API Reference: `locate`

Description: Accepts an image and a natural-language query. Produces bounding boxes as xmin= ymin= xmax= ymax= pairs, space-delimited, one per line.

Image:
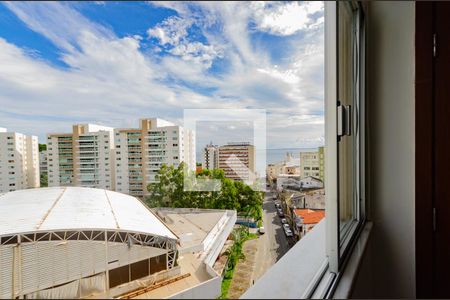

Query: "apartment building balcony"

xmin=128 ymin=164 xmax=142 ymax=169
xmin=76 ymin=147 xmax=98 ymax=152
xmin=147 ymin=145 xmax=166 ymax=149
xmin=145 ymin=135 xmax=167 ymax=141
xmin=129 ymin=184 xmax=143 ymax=189
xmin=76 ymin=136 xmax=96 ymax=141
xmin=126 ymin=132 xmax=141 ymax=137
xmin=58 ymin=149 xmax=73 ymax=154
xmin=57 ymin=142 xmax=73 ymax=147
xmin=147 ymin=131 xmax=166 ymax=136
xmin=58 ymin=159 xmax=73 ymax=163
xmin=127 ymin=158 xmax=142 ymax=163
xmin=129 ymin=190 xmax=144 ymax=196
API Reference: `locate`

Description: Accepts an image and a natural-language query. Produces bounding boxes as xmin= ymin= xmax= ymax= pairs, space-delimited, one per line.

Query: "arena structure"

xmin=0 ymin=187 xmax=180 ymax=299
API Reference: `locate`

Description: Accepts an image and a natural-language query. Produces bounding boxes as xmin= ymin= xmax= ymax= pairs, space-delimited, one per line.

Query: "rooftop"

xmin=153 ymin=207 xmax=230 ymax=251
xmin=0 ymin=187 xmax=177 ymax=240
xmin=293 ymin=209 xmax=326 ymax=224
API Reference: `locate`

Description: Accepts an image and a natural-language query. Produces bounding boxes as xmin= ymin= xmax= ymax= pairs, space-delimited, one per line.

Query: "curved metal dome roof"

xmin=0 ymin=187 xmax=177 ymax=240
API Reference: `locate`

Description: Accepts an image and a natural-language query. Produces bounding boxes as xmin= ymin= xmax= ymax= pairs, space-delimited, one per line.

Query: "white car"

xmin=258 ymin=227 xmax=266 ymax=234
xmin=281 ymin=218 xmax=287 ymax=224
xmin=283 ymin=223 xmax=290 ymax=230
xmin=284 ymin=228 xmax=293 ymax=237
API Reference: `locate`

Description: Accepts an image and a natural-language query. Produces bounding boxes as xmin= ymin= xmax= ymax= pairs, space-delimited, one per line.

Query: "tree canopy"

xmin=145 ymin=162 xmax=263 ymax=221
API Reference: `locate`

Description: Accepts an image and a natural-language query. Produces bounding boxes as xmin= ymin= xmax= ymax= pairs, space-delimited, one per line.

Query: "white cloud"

xmin=4 ymin=1 xmax=114 ymax=53
xmin=251 ymin=1 xmax=324 ymax=36
xmin=148 ymin=16 xmax=192 ymax=46
xmin=148 ymin=15 xmax=223 ymax=68
xmin=1 ymin=1 xmax=325 ymax=150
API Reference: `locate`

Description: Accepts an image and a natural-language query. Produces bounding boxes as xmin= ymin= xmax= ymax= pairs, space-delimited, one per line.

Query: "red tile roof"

xmin=293 ymin=209 xmax=325 ymax=224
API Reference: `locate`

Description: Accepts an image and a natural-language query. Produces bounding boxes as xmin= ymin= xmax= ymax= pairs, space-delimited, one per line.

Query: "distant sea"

xmin=196 ymin=147 xmax=320 ymax=166
xmin=265 ymin=148 xmax=318 ymax=164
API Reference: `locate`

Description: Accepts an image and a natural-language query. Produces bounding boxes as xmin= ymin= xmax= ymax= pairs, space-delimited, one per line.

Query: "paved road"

xmin=251 ymin=190 xmax=292 ymax=282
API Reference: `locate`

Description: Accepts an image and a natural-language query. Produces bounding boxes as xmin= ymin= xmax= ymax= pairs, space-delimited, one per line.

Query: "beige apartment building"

xmin=114 ymin=118 xmax=195 ymax=197
xmin=218 ymin=142 xmax=255 ymax=183
xmin=47 ymin=124 xmax=115 ymax=190
xmin=299 ymin=146 xmax=324 ymax=181
xmin=0 ymin=128 xmax=39 ymax=193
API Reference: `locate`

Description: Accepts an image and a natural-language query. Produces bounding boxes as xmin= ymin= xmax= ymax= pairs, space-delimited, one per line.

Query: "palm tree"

xmin=223 ymin=227 xmax=247 ymax=271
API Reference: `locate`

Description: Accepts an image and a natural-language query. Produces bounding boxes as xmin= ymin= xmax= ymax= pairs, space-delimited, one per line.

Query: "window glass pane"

xmin=337 ymin=2 xmax=362 ymax=248
xmin=338 ymin=2 xmax=356 ymax=233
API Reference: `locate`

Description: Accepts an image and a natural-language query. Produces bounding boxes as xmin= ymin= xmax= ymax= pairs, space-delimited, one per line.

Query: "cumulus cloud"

xmin=250 ymin=1 xmax=324 ymax=35
xmin=0 ymin=1 xmax=324 ymax=149
xmin=148 ymin=15 xmax=223 ymax=68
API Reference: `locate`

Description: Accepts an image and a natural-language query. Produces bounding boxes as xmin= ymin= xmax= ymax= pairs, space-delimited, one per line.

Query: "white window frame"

xmin=325 ymin=0 xmax=367 ymax=285
xmin=242 ymin=2 xmax=368 ymax=299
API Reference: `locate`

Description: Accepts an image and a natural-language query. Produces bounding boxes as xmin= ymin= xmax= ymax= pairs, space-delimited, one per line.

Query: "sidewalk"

xmin=227 ymin=238 xmax=259 ymax=299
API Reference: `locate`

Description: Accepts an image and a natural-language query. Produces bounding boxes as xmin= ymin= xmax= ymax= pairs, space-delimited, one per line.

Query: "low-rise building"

xmin=292 ymin=208 xmax=325 ymax=239
xmin=299 ymin=147 xmax=324 ymax=181
xmin=277 ymin=175 xmax=324 ymax=192
xmin=0 ymin=128 xmax=39 ymax=193
xmin=277 ymin=174 xmax=301 ymax=191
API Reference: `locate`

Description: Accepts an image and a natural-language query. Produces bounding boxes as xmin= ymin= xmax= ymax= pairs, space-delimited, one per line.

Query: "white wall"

xmin=168 ymin=276 xmax=222 ymax=299
xmin=352 ymin=2 xmax=415 ymax=298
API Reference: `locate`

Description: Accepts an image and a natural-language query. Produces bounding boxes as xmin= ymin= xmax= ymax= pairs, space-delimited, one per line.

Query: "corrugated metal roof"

xmin=0 ymin=187 xmax=177 ymax=240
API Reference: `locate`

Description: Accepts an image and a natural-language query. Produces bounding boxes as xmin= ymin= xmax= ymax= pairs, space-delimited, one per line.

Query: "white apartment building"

xmin=39 ymin=150 xmax=47 ymax=175
xmin=114 ymin=118 xmax=195 ymax=197
xmin=299 ymin=147 xmax=324 ymax=181
xmin=47 ymin=124 xmax=115 ymax=190
xmin=202 ymin=142 xmax=219 ymax=170
xmin=0 ymin=128 xmax=39 ymax=193
xmin=218 ymin=142 xmax=255 ymax=183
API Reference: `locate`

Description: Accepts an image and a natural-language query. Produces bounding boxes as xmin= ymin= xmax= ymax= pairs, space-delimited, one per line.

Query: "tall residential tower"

xmin=202 ymin=142 xmax=219 ymax=170
xmin=114 ymin=118 xmax=195 ymax=197
xmin=218 ymin=142 xmax=255 ymax=183
xmin=0 ymin=128 xmax=39 ymax=193
xmin=47 ymin=124 xmax=115 ymax=189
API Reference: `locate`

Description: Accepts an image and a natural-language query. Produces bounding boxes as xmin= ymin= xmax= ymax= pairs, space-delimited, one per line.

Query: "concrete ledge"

xmin=241 ymin=219 xmax=327 ymax=299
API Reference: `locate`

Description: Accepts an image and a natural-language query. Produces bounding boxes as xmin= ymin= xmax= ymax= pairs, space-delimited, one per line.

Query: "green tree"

xmin=145 ymin=163 xmax=263 ymax=217
xmin=223 ymin=226 xmax=248 ymax=271
xmin=40 ymin=174 xmax=48 ymax=187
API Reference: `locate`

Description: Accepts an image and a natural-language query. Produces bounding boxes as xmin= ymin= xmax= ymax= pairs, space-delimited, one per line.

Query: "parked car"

xmin=272 ymin=194 xmax=277 ymax=200
xmin=258 ymin=227 xmax=265 ymax=234
xmin=284 ymin=228 xmax=293 ymax=237
xmin=275 ymin=203 xmax=281 ymax=209
xmin=283 ymin=223 xmax=290 ymax=230
xmin=281 ymin=218 xmax=287 ymax=224
xmin=277 ymin=210 xmax=285 ymax=218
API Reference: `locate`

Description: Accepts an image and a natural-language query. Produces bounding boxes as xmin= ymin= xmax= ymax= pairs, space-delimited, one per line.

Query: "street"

xmin=251 ymin=189 xmax=294 ymax=282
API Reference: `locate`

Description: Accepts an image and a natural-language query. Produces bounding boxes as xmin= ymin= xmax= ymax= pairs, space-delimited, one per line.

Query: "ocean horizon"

xmin=196 ymin=147 xmax=322 ymax=166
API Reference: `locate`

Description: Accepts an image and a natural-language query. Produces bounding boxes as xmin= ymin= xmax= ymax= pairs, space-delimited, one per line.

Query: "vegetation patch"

xmin=145 ymin=163 xmax=264 ymax=222
xmin=219 ymin=226 xmax=257 ymax=299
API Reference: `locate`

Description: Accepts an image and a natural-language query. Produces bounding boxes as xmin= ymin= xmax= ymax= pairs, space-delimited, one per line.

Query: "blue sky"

xmin=0 ymin=1 xmax=324 ymax=149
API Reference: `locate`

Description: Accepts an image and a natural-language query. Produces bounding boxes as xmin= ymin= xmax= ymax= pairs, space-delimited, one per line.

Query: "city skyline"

xmin=0 ymin=1 xmax=324 ymax=149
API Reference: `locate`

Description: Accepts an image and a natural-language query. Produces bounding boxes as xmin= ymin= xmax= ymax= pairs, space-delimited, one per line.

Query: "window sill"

xmin=330 ymin=221 xmax=373 ymax=299
xmin=240 ymin=220 xmax=373 ymax=299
